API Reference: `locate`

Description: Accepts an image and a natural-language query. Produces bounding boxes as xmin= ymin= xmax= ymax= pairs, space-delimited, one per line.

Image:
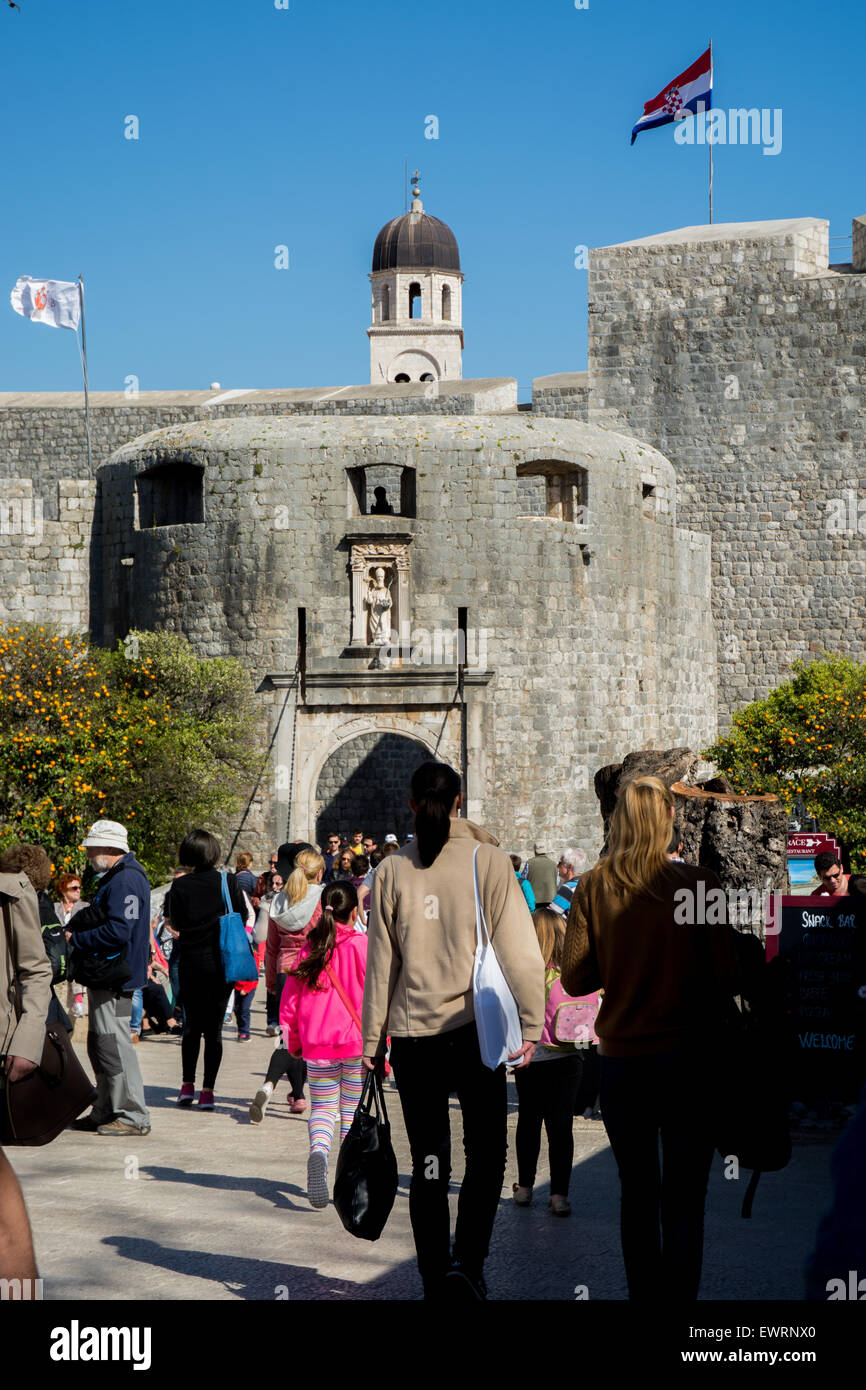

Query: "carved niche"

xmin=349 ymin=540 xmax=412 ymax=655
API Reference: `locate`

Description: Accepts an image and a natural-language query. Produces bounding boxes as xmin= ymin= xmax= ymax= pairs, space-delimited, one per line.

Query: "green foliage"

xmin=0 ymin=624 xmax=264 ymax=881
xmin=704 ymin=656 xmax=866 ymax=870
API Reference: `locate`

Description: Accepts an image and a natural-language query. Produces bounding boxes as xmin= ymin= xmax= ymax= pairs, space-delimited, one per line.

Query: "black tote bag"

xmin=333 ymin=1069 xmax=399 ymax=1241
xmin=699 ymin=927 xmax=791 ymax=1217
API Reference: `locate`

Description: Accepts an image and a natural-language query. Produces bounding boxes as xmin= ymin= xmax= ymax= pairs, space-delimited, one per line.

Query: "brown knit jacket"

xmin=562 ymin=861 xmax=741 ymax=1057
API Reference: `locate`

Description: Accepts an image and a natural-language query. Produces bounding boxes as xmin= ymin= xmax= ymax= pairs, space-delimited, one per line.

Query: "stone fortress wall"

xmin=2 ymin=209 xmax=863 ymax=854
xmin=93 ymin=412 xmax=714 ymax=853
xmin=586 ymin=215 xmax=866 ymax=724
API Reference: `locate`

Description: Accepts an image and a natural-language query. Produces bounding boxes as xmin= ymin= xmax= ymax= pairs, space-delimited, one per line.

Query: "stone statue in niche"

xmin=365 ymin=566 xmax=394 ymax=648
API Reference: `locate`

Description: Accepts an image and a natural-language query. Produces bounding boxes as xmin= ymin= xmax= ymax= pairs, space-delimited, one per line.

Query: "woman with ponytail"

xmin=252 ymin=848 xmax=324 ymax=1120
xmin=362 ymin=761 xmax=546 ymax=1301
xmin=562 ymin=775 xmax=741 ymax=1301
xmin=280 ymin=882 xmax=367 ymax=1209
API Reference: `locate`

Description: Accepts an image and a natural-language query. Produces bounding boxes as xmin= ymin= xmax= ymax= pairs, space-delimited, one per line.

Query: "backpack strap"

xmin=324 ymin=960 xmax=362 ymax=1032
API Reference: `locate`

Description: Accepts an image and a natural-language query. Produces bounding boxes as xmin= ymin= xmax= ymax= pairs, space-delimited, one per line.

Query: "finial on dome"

xmin=411 ymin=168 xmax=422 ymax=212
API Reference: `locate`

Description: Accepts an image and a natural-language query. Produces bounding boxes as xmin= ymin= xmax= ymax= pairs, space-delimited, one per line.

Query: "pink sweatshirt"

xmin=280 ymin=924 xmax=368 ymax=1061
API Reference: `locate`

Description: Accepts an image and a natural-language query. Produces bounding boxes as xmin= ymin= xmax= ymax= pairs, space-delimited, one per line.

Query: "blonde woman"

xmin=252 ymin=847 xmax=324 ymax=1121
xmin=562 ymin=776 xmax=740 ymax=1302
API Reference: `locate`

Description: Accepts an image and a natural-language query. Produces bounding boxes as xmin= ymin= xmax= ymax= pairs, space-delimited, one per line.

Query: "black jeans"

xmin=574 ymin=1043 xmax=600 ymax=1114
xmin=389 ymin=1021 xmax=507 ymax=1288
xmin=180 ymin=971 xmax=231 ymax=1091
xmin=599 ymin=1051 xmax=715 ymax=1302
xmin=514 ymin=1052 xmax=583 ymax=1195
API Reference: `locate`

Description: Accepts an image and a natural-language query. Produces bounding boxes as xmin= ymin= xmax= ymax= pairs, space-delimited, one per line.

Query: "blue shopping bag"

xmin=218 ymin=872 xmax=256 ymax=983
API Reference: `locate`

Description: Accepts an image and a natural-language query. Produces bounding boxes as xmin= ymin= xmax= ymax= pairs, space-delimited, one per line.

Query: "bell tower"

xmin=368 ymin=173 xmax=464 ymax=385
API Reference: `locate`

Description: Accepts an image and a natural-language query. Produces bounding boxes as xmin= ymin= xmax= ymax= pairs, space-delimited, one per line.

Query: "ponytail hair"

xmin=294 ymin=881 xmax=358 ymax=990
xmin=286 ymin=849 xmax=324 ymax=905
xmin=410 ymin=761 xmax=462 ymax=868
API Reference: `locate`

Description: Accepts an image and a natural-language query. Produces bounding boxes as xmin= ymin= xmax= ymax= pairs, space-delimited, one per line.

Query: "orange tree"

xmin=0 ymin=625 xmax=262 ymax=881
xmin=704 ymin=656 xmax=866 ymax=871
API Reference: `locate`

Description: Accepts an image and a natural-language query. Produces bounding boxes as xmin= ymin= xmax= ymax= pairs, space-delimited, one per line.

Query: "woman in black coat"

xmin=164 ymin=830 xmax=248 ymax=1109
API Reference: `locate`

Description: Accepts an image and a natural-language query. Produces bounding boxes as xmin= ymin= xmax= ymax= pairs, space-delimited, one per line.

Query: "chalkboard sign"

xmin=767 ymin=895 xmax=866 ymax=1101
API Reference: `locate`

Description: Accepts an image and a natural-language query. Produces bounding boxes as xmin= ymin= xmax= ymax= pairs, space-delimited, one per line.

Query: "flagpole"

xmin=77 ymin=274 xmax=93 ymax=477
xmin=708 ymin=39 xmax=714 ymax=224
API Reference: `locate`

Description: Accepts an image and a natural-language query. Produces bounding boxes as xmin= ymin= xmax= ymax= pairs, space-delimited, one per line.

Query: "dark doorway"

xmin=315 ymin=733 xmax=430 ymax=846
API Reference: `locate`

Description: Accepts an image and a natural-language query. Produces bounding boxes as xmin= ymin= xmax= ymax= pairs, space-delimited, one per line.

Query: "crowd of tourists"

xmin=1 ymin=765 xmax=863 ymax=1301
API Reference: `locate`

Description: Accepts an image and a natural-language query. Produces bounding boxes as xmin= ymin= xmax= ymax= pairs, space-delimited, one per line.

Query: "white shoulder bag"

xmin=472 ymin=846 xmax=524 ymax=1069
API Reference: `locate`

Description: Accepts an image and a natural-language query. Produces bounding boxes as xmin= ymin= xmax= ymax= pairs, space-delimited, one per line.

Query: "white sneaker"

xmin=248 ymin=1087 xmax=272 ymax=1125
xmin=72 ymin=1001 xmax=85 ymax=1017
xmin=307 ymin=1151 xmax=329 ymax=1208
xmin=266 ymin=1024 xmax=280 ymax=1037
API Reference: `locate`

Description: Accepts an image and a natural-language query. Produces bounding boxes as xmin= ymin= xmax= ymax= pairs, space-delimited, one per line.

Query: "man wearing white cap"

xmin=67 ymin=820 xmax=151 ymax=1136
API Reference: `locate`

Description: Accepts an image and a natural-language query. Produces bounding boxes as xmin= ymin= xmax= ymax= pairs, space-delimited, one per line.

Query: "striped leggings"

xmin=306 ymin=1058 xmax=365 ymax=1156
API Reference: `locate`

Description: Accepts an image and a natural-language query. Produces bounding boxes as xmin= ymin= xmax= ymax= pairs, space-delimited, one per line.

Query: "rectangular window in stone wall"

xmin=136 ymin=461 xmax=205 ymax=528
xmin=516 ymin=462 xmax=588 ymax=523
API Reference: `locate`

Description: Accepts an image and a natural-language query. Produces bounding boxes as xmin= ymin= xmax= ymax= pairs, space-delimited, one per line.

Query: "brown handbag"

xmin=1 ymin=899 xmax=97 ymax=1146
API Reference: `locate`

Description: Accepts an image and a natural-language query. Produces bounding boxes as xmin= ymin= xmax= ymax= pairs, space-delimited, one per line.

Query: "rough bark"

xmin=594 ymin=747 xmax=790 ymax=904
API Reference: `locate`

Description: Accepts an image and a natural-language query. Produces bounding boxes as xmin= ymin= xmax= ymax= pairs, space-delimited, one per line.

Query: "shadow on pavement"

xmin=102 ymin=1235 xmax=423 ymax=1300
xmin=138 ymin=1164 xmax=310 ymax=1210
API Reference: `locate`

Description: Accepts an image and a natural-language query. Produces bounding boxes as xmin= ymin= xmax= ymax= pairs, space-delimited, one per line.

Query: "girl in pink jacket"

xmin=280 ymin=881 xmax=367 ymax=1209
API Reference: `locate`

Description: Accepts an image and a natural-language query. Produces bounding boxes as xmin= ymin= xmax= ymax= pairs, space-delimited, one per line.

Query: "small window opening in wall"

xmin=381 ymin=284 xmax=390 ymax=322
xmin=419 ymin=373 xmax=434 ymax=382
xmin=516 ymin=461 xmax=588 ymax=525
xmin=442 ymin=284 xmax=451 ymax=321
xmin=642 ymin=483 xmax=656 ymax=500
xmin=409 ymin=282 xmax=422 ymax=319
xmin=347 ymin=464 xmax=417 ymax=519
xmin=137 ymin=459 xmax=204 ymax=528
xmin=394 ymin=373 xmax=411 ymax=383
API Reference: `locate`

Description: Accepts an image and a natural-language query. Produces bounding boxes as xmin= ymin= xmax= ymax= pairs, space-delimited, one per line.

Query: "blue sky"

xmin=1 ymin=0 xmax=863 ymax=396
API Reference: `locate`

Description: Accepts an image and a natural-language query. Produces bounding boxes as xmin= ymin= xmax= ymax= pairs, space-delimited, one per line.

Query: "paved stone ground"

xmin=12 ymin=992 xmax=834 ymax=1302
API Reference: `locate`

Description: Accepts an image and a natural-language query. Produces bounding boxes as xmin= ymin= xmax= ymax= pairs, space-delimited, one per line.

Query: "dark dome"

xmin=372 ymin=209 xmax=461 ymax=273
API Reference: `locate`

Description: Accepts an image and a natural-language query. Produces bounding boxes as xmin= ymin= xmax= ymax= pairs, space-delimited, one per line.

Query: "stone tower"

xmin=367 ymin=173 xmax=464 ymax=384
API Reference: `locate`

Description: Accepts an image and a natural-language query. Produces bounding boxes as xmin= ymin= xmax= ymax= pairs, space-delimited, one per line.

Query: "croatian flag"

xmin=630 ymin=46 xmax=712 ymax=144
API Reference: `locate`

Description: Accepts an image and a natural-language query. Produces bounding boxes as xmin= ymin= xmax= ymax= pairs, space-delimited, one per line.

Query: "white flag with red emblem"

xmin=10 ymin=276 xmax=80 ymax=330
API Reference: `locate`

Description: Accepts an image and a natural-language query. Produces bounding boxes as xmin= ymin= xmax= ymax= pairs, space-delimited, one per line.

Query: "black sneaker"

xmin=444 ymin=1263 xmax=488 ymax=1300
xmin=69 ymin=1115 xmax=106 ymax=1132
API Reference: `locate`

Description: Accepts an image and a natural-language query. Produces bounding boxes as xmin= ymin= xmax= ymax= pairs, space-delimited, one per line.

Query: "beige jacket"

xmin=362 ymin=818 xmax=545 ymax=1055
xmin=0 ymin=872 xmax=53 ymax=1067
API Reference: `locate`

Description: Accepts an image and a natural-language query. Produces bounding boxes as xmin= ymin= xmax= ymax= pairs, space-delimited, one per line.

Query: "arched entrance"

xmin=314 ymin=732 xmax=431 ymax=846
